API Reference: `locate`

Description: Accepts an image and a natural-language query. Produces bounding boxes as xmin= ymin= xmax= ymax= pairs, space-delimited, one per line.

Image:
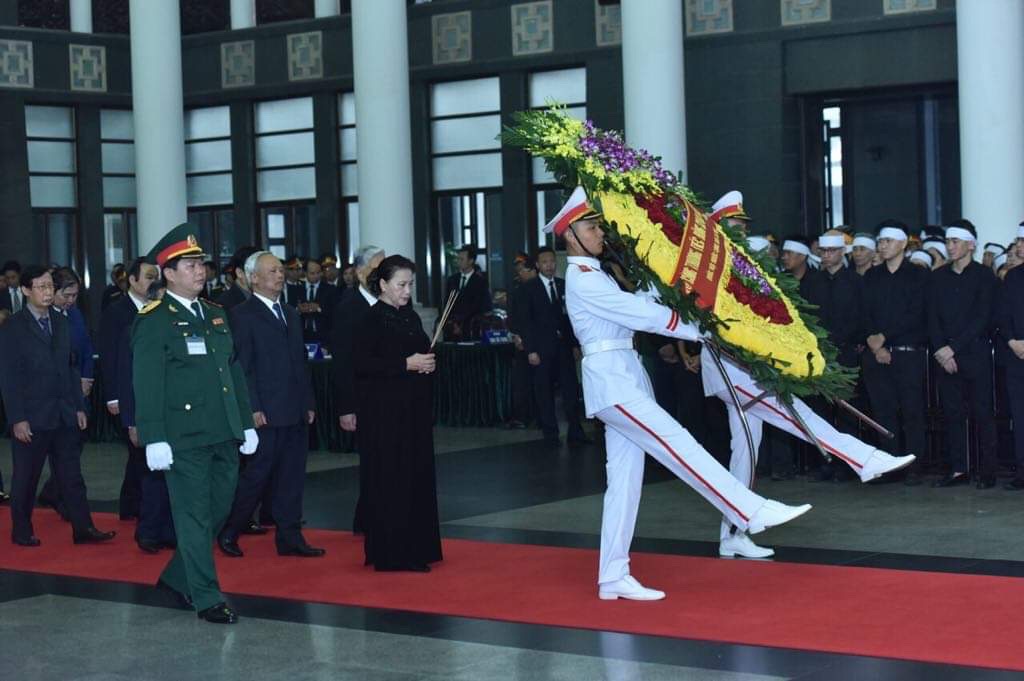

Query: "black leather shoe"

xmin=156 ymin=579 xmax=193 ymax=609
xmin=13 ymin=535 xmax=41 ymax=547
xmin=931 ymin=473 xmax=969 ymax=488
xmin=0 ymin=490 xmax=10 ymax=504
xmin=217 ymin=535 xmax=244 ymax=558
xmin=73 ymin=527 xmax=116 ymax=544
xmin=1004 ymin=478 xmax=1024 ymax=491
xmin=197 ymin=602 xmax=238 ymax=624
xmin=976 ymin=476 xmax=997 ymax=490
xmin=240 ymin=521 xmax=268 ymax=535
xmin=278 ymin=543 xmax=326 ymax=558
xmin=136 ymin=538 xmax=162 ymax=554
xmin=408 ymin=564 xmax=431 ymax=573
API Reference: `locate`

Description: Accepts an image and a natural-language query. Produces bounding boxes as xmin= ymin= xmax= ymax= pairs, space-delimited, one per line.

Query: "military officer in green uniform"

xmin=132 ymin=223 xmax=258 ymax=624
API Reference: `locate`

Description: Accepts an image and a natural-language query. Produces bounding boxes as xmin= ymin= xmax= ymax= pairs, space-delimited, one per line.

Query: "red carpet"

xmin=2 ymin=510 xmax=1022 ymax=671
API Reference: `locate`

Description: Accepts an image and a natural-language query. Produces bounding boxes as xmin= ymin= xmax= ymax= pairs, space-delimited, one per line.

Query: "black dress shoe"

xmin=13 ymin=535 xmax=41 ymax=547
xmin=240 ymin=521 xmax=268 ymax=535
xmin=73 ymin=527 xmax=116 ymax=544
xmin=0 ymin=490 xmax=10 ymax=504
xmin=932 ymin=473 xmax=969 ymax=488
xmin=976 ymin=476 xmax=997 ymax=490
xmin=217 ymin=535 xmax=244 ymax=558
xmin=277 ymin=543 xmax=326 ymax=558
xmin=136 ymin=538 xmax=162 ymax=554
xmin=1004 ymin=478 xmax=1024 ymax=491
xmin=408 ymin=564 xmax=431 ymax=573
xmin=197 ymin=602 xmax=238 ymax=624
xmin=156 ymin=579 xmax=193 ymax=609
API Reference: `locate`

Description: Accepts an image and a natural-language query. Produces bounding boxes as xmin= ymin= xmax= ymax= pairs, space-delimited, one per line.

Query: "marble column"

xmin=621 ymin=0 xmax=687 ymax=182
xmin=230 ymin=0 xmax=255 ymax=30
xmin=129 ymin=0 xmax=187 ymax=253
xmin=350 ymin=0 xmax=415 ymax=259
xmin=957 ymin=0 xmax=1024 ymax=247
xmin=70 ymin=0 xmax=92 ymax=33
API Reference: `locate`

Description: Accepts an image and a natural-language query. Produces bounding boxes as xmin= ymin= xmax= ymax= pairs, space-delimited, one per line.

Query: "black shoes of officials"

xmin=13 ymin=527 xmax=115 ymax=547
xmin=218 ymin=533 xmax=325 ymax=558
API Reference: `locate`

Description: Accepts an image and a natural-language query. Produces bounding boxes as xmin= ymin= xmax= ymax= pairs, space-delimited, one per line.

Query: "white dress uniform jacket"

xmin=565 ymin=256 xmax=702 ymax=414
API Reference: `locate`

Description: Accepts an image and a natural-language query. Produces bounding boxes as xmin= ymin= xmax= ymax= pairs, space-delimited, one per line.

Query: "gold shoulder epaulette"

xmin=139 ymin=299 xmax=162 ymax=315
xmin=203 ymin=298 xmax=223 ymax=309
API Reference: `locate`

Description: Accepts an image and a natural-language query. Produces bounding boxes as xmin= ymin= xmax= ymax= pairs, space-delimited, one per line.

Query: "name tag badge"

xmin=186 ymin=335 xmax=208 ymax=355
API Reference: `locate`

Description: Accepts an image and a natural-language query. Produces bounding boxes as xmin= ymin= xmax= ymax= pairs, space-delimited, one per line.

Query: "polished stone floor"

xmin=2 ymin=422 xmax=1024 ymax=680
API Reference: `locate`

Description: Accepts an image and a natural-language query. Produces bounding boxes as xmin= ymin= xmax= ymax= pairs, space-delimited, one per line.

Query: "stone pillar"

xmin=621 ymin=0 xmax=687 ymax=182
xmin=129 ymin=0 xmax=187 ymax=253
xmin=230 ymin=0 xmax=255 ymax=30
xmin=957 ymin=0 xmax=1024 ymax=247
xmin=70 ymin=0 xmax=92 ymax=33
xmin=314 ymin=0 xmax=340 ymax=18
xmin=350 ymin=0 xmax=415 ymax=260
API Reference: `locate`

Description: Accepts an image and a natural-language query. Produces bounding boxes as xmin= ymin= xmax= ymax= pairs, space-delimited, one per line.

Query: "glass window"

xmin=185 ymin=140 xmax=233 ymax=174
xmin=103 ymin=176 xmax=137 ymax=208
xmin=25 ymin=105 xmax=75 ymax=138
xmin=337 ymin=92 xmax=359 ymax=203
xmin=255 ymin=97 xmax=314 ymax=133
xmin=100 ymin=109 xmax=134 ymax=140
xmin=258 ymin=167 xmax=317 ymax=202
xmin=101 ymin=143 xmax=135 ymax=174
xmin=256 ymin=132 xmax=316 ymax=168
xmin=345 ymin=202 xmax=360 ymax=261
xmin=185 ymin=105 xmax=231 ymax=140
xmin=430 ymin=115 xmax=502 ymax=155
xmin=528 ymin=68 xmax=586 ymax=108
xmin=430 ymin=77 xmax=500 ymax=117
xmin=432 ymin=153 xmax=503 ymax=191
xmin=30 ymin=176 xmax=77 ymax=209
xmin=103 ymin=213 xmax=128 ymax=278
xmin=187 ymin=174 xmax=234 ymax=207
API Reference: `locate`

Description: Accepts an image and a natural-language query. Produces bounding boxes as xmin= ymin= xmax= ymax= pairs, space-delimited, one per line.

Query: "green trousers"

xmin=159 ymin=441 xmax=238 ymax=612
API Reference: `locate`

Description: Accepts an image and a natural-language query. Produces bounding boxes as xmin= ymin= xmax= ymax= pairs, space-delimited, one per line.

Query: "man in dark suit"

xmin=1000 ymin=226 xmax=1024 ymax=490
xmin=217 ymin=251 xmax=324 ymax=558
xmin=443 ymin=244 xmax=491 ymax=340
xmin=299 ymin=257 xmax=338 ymax=344
xmin=1 ymin=260 xmax=23 ymax=313
xmin=519 ymin=247 xmax=588 ymax=447
xmin=100 ymin=257 xmax=160 ymax=522
xmin=506 ymin=253 xmax=537 ymax=429
xmin=0 ymin=265 xmax=116 ymax=546
xmin=215 ymin=246 xmax=260 ymax=311
xmin=284 ymin=255 xmax=306 ymax=308
xmin=330 ymin=244 xmax=384 ymax=532
xmin=115 ymin=284 xmax=177 ymax=553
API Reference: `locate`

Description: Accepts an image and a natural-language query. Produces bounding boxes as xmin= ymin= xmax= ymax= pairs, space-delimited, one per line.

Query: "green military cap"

xmin=148 ymin=222 xmax=205 ymax=268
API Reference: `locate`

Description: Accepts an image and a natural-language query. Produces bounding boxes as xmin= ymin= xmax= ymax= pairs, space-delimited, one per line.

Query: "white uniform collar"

xmin=567 ymin=256 xmax=601 ymax=268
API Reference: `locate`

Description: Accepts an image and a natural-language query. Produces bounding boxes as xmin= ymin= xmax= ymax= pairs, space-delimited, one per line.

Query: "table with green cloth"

xmin=432 ymin=342 xmax=514 ymax=427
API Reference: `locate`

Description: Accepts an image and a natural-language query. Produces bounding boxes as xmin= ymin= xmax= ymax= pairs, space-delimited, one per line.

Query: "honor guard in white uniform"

xmin=549 ymin=187 xmax=813 ymax=602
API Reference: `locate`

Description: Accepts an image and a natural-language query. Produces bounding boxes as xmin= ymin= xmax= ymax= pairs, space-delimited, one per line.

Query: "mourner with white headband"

xmin=928 ymin=219 xmax=999 ymax=488
xmin=547 ymin=187 xmax=812 ymax=600
xmin=850 ymin=233 xmax=876 ymax=276
xmin=861 ymin=220 xmax=929 ymax=485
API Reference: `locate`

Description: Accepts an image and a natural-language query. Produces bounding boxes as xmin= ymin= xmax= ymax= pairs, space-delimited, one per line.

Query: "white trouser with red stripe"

xmin=595 ymin=397 xmax=767 ymax=585
xmin=717 ymin=385 xmax=876 ymax=541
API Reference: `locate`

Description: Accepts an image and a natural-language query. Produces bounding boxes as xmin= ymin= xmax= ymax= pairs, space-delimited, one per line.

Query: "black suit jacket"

xmin=214 ymin=285 xmax=249 ymax=311
xmin=284 ymin=282 xmax=307 ymax=308
xmin=998 ymin=267 xmax=1024 ymax=376
xmin=300 ymin=282 xmax=339 ymax=342
xmin=0 ymin=307 xmax=85 ymax=429
xmin=229 ymin=296 xmax=315 ymax=428
xmin=330 ymin=289 xmax=373 ymax=417
xmin=518 ymin=276 xmax=576 ymax=358
xmin=98 ymin=295 xmax=137 ymax=404
xmin=0 ymin=289 xmax=11 ymax=313
xmin=444 ymin=270 xmax=492 ymax=325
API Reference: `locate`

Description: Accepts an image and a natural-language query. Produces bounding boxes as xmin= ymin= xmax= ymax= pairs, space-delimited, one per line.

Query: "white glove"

xmin=239 ymin=428 xmax=259 ymax=455
xmin=146 ymin=442 xmax=174 ymax=471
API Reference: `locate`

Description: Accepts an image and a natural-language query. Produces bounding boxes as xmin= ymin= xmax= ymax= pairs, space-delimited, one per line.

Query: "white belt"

xmin=581 ymin=339 xmax=634 ymax=356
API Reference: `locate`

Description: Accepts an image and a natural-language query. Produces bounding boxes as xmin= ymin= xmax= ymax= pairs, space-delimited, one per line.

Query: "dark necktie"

xmin=38 ymin=315 xmax=51 ymax=336
xmin=548 ymin=279 xmax=558 ymax=305
xmin=190 ymin=301 xmax=203 ymax=321
xmin=273 ymin=302 xmax=287 ymax=329
xmin=459 ymin=274 xmax=468 ymax=291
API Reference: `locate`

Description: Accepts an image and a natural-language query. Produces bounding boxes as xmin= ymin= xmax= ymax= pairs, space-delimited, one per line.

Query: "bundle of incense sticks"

xmin=430 ymin=289 xmax=460 ymax=349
